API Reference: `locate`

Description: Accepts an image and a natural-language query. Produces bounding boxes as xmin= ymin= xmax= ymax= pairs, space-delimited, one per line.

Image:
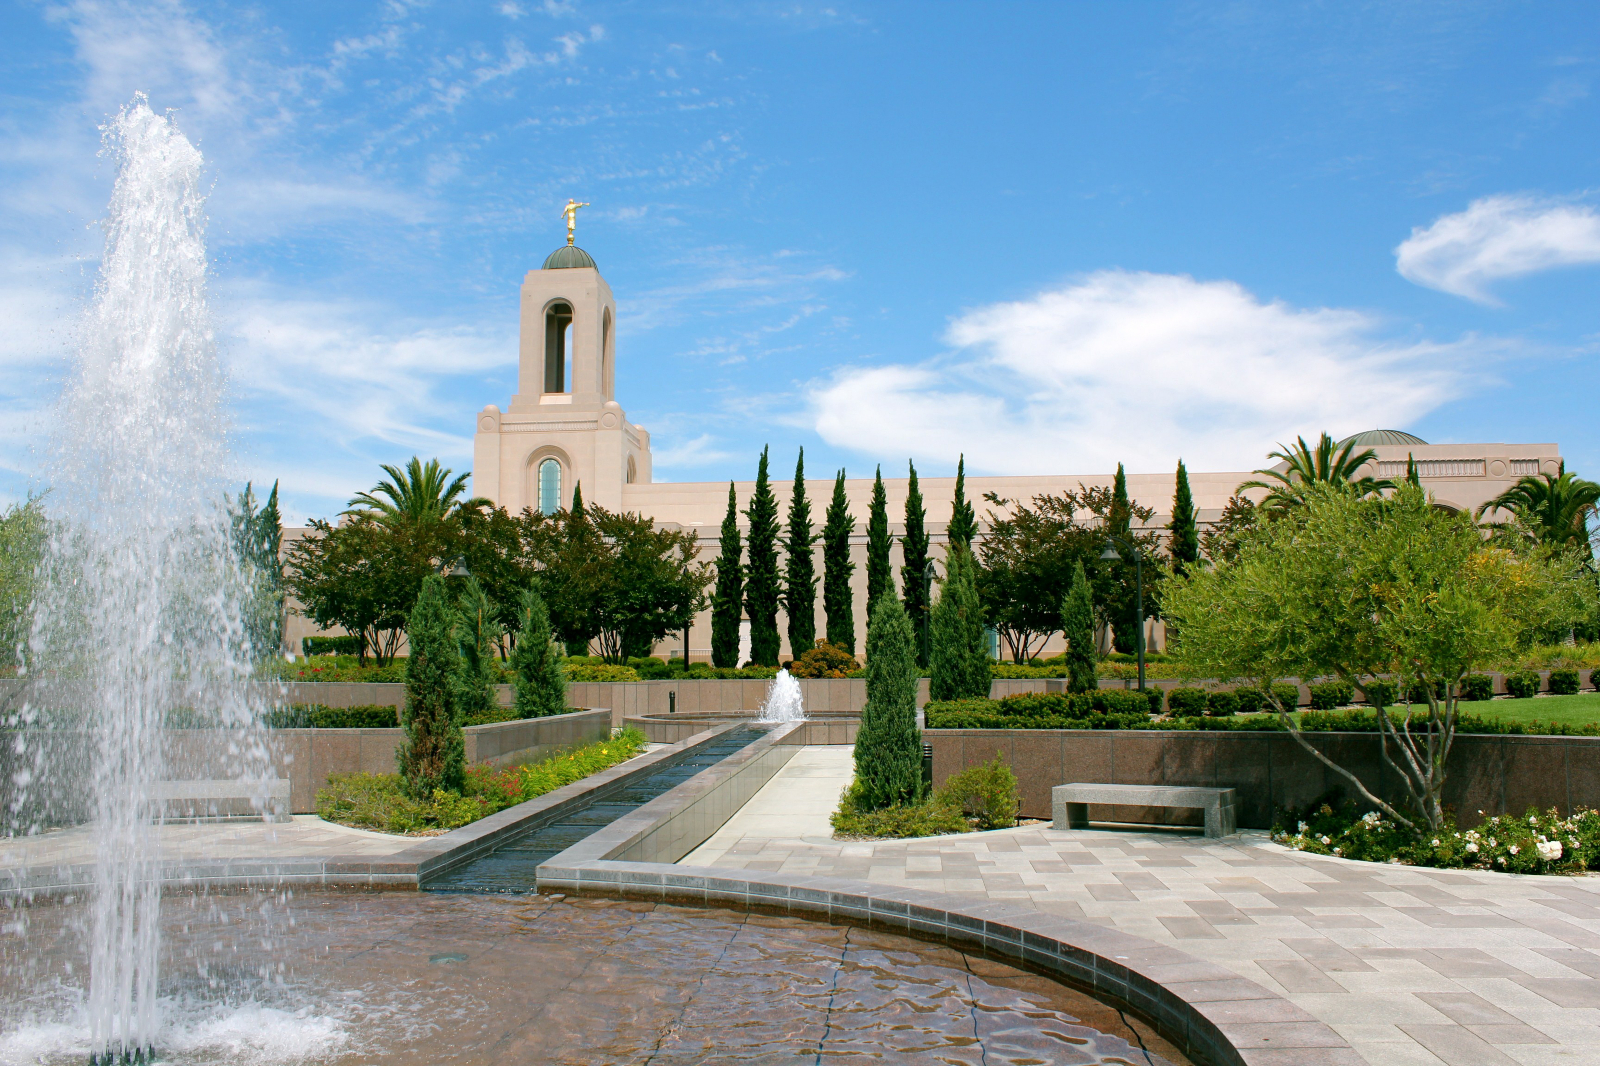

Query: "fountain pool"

xmin=0 ymin=892 xmax=1188 ymax=1065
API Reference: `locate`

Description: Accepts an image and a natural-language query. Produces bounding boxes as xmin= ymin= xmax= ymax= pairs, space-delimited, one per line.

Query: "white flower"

xmin=1530 ymin=815 xmax=1539 ymax=825
xmin=1362 ymin=811 xmax=1381 ymax=825
xmin=1387 ymin=857 xmax=1403 ymax=864
xmin=1538 ymin=840 xmax=1563 ymax=861
xmin=1319 ymin=835 xmax=1332 ymax=845
xmin=1332 ymin=847 xmax=1342 ymax=856
xmin=1298 ymin=821 xmax=1308 ymax=834
xmin=1431 ymin=839 xmax=1441 ymax=847
xmin=1509 ymin=845 xmax=1520 ymax=855
xmin=1488 ymin=837 xmax=1497 ymax=847
xmin=1466 ymin=841 xmax=1479 ymax=853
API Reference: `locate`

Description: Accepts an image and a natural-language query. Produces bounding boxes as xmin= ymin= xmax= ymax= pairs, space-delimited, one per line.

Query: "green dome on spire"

xmin=1337 ymin=429 xmax=1428 ymax=448
xmin=542 ymin=245 xmax=596 ymax=270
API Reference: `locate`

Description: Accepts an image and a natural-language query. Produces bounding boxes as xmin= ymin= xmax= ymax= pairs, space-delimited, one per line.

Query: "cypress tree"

xmin=852 ymin=595 xmax=922 ymax=809
xmin=948 ymin=454 xmax=977 ymax=549
xmin=900 ymin=461 xmax=931 ymax=666
xmin=1169 ymin=459 xmax=1199 ymax=577
xmin=743 ymin=446 xmax=782 ymax=666
xmin=928 ymin=544 xmax=990 ymax=701
xmin=1111 ymin=462 xmax=1130 ymax=536
xmin=1062 ymin=561 xmax=1097 ymax=694
xmin=401 ymin=574 xmax=465 ymax=797
xmin=783 ymin=448 xmax=817 ymax=659
xmin=512 ymin=585 xmax=567 ymax=717
xmin=453 ymin=576 xmax=501 ymax=724
xmin=711 ymin=481 xmax=744 ymax=668
xmin=563 ymin=482 xmax=589 ymax=656
xmin=866 ymin=467 xmax=894 ymax=622
xmin=822 ymin=469 xmax=856 ymax=652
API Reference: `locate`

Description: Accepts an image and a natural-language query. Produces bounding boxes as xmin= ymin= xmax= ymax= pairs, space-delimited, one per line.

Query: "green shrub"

xmin=1165 ymin=687 xmax=1209 ymax=716
xmin=1505 ymin=671 xmax=1541 ymax=700
xmin=993 ymin=692 xmax=1093 ymax=718
xmin=1094 ymin=688 xmax=1157 ymax=716
xmin=1231 ymin=687 xmax=1266 ymax=715
xmin=1205 ymin=689 xmax=1238 ymax=717
xmin=1309 ymin=680 xmax=1355 ymax=710
xmin=565 ymin=663 xmax=642 ymax=682
xmin=1362 ymin=680 xmax=1396 ymax=708
xmin=263 ymin=703 xmax=400 ymax=729
xmin=303 ymin=635 xmax=361 ymax=657
xmin=934 ymin=754 xmax=1020 ymax=829
xmin=789 ymin=640 xmax=864 ymax=679
xmin=829 ymin=782 xmax=969 ymax=838
xmin=1549 ymin=669 xmax=1580 ymax=696
xmin=1270 ymin=682 xmax=1300 ymax=710
xmin=1459 ymin=674 xmax=1494 ymax=702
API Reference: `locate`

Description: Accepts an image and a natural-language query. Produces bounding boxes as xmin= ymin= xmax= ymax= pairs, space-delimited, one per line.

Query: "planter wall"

xmin=929 ymin=727 xmax=1600 ymax=830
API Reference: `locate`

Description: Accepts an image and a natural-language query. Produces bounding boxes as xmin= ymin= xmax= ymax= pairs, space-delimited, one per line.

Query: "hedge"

xmin=1550 ymin=669 xmax=1581 ymax=696
xmin=263 ymin=704 xmax=401 ymax=729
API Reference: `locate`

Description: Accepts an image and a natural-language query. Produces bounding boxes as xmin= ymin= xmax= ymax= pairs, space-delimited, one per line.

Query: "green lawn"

xmin=1455 ymin=693 xmax=1600 ymax=728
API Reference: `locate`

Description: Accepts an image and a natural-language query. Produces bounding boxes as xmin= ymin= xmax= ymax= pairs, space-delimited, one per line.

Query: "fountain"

xmin=9 ymin=95 xmax=271 ymax=1063
xmin=754 ymin=668 xmax=805 ymax=723
xmin=0 ymin=97 xmax=1199 ymax=1066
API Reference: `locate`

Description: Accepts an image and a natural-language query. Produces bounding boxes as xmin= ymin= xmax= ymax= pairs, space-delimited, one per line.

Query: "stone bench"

xmin=154 ymin=780 xmax=291 ymax=823
xmin=1052 ymin=783 xmax=1237 ymax=838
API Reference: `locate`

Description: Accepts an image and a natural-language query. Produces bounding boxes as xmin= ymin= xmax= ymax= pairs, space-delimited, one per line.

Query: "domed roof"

xmin=542 ymin=245 xmax=596 ymax=270
xmin=1337 ymin=429 xmax=1428 ymax=448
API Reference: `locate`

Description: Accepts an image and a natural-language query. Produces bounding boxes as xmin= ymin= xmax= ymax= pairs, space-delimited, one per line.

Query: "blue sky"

xmin=2 ymin=1 xmax=1598 ymax=522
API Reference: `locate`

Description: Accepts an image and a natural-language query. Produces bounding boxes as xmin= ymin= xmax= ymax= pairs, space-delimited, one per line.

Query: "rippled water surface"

xmin=1 ymin=892 xmax=1190 ymax=1065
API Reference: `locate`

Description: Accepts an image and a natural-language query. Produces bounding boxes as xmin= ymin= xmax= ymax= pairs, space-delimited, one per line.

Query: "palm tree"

xmin=346 ymin=457 xmax=482 ymax=525
xmin=1237 ymin=433 xmax=1393 ymax=513
xmin=1475 ymin=470 xmax=1600 ymax=552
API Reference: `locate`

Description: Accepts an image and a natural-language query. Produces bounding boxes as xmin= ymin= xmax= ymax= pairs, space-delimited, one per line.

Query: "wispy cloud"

xmin=1396 ymin=194 xmax=1600 ymax=304
xmin=809 ymin=270 xmax=1479 ymax=475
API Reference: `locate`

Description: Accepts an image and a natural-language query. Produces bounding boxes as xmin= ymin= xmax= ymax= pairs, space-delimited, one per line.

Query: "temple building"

xmin=464 ymin=229 xmax=1564 ymax=661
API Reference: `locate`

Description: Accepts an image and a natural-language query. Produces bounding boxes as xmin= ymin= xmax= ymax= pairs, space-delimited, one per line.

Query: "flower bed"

xmin=315 ymin=727 xmax=647 ymax=834
xmin=1276 ymin=801 xmax=1600 ymax=874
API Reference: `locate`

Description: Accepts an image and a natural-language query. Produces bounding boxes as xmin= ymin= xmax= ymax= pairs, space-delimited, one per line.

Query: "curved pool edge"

xmin=535 ymin=860 xmax=1355 ymax=1066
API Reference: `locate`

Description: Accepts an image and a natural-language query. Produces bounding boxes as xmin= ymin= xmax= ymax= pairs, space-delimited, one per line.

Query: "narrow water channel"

xmin=425 ymin=726 xmax=768 ymax=892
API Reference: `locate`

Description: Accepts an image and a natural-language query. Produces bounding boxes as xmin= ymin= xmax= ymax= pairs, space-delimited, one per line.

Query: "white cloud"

xmin=809 ymin=270 xmax=1475 ymax=476
xmin=651 ymin=433 xmax=735 ymax=471
xmin=1395 ymin=194 xmax=1600 ymax=304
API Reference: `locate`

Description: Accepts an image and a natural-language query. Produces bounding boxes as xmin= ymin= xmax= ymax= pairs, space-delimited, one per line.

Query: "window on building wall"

xmin=538 ymin=458 xmax=562 ymax=514
xmin=544 ymin=302 xmax=573 ymax=393
xmin=626 ymin=455 xmax=636 ymax=484
xmin=601 ymin=308 xmax=612 ymax=398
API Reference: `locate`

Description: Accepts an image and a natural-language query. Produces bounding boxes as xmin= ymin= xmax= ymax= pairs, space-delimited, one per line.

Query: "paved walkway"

xmin=690 ymin=747 xmax=1600 ymax=1066
xmin=0 ymin=814 xmax=415 ymax=871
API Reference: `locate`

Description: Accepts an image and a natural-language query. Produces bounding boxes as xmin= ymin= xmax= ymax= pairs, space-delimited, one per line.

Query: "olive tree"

xmin=1164 ymin=482 xmax=1592 ymax=836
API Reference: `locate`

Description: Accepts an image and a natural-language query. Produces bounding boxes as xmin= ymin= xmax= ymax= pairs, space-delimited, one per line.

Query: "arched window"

xmin=544 ymin=302 xmax=573 ymax=393
xmin=537 ymin=458 xmax=562 ymax=514
xmin=626 ymin=455 xmax=637 ymax=484
xmin=601 ymin=308 xmax=613 ymax=398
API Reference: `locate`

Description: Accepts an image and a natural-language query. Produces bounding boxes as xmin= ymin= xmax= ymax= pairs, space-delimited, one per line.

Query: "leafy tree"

xmin=929 ymin=544 xmax=989 ymax=700
xmin=0 ymin=496 xmax=47 ymax=670
xmin=866 ymin=467 xmax=894 ymax=622
xmin=456 ymin=503 xmax=535 ymax=653
xmin=822 ymin=470 xmax=856 ymax=652
xmin=1199 ymin=495 xmax=1258 ymax=566
xmin=711 ymin=482 xmax=744 ymax=668
xmin=1061 ymin=560 xmax=1097 ymax=694
xmin=229 ymin=481 xmax=284 ymax=662
xmin=852 ymin=595 xmax=922 ymax=810
xmin=512 ymin=586 xmax=567 ymax=718
xmin=401 ymin=574 xmax=466 ymax=797
xmin=783 ymin=448 xmax=817 ymax=658
xmin=521 ymin=500 xmax=710 ymax=663
xmin=1476 ymin=470 xmax=1600 ymax=553
xmin=743 ymin=447 xmax=782 ymax=666
xmin=976 ymin=485 xmax=1160 ymax=662
xmin=453 ymin=576 xmax=501 ymax=724
xmin=285 ymin=515 xmax=448 ymax=664
xmin=900 ymin=461 xmax=932 ymax=665
xmin=346 ymin=457 xmax=485 ymax=526
xmin=1237 ymin=432 xmax=1392 ymax=513
xmin=1168 ymin=460 xmax=1199 ymax=577
xmin=948 ymin=454 xmax=977 ymax=549
xmin=1164 ymin=482 xmax=1593 ymax=836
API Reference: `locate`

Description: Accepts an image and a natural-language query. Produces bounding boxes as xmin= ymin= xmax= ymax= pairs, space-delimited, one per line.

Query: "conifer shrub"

xmin=1061 ymin=561 xmax=1097 ymax=694
xmin=401 ymin=575 xmax=466 ymax=798
xmin=928 ymin=545 xmax=991 ymax=700
xmin=1549 ymin=668 xmax=1581 ymax=695
xmin=1505 ymin=671 xmax=1541 ymax=700
xmin=512 ymin=586 xmax=567 ymax=717
xmin=851 ymin=596 xmax=923 ymax=809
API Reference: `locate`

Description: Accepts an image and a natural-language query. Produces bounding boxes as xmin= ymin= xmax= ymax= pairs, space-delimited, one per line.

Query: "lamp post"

xmin=922 ymin=558 xmax=937 ymax=667
xmin=1099 ymin=536 xmax=1144 ymax=691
